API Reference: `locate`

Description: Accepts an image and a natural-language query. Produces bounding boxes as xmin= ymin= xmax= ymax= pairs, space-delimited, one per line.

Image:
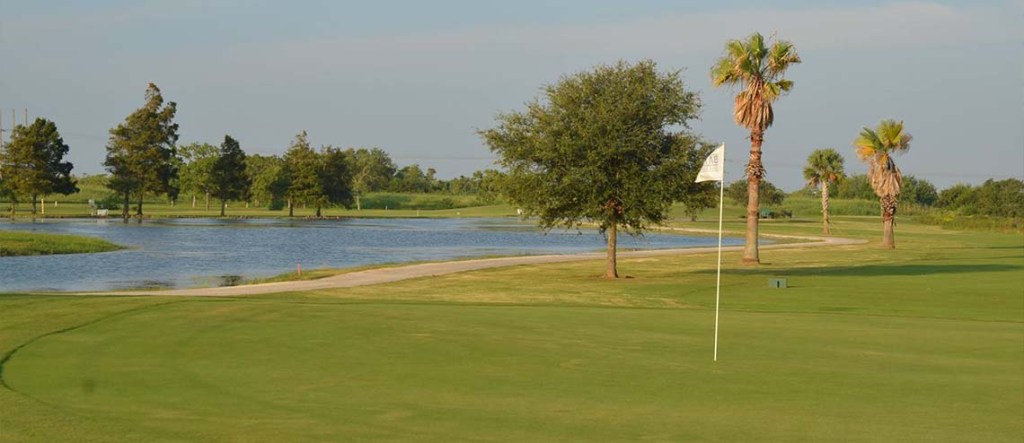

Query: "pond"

xmin=0 ymin=218 xmax=741 ymax=292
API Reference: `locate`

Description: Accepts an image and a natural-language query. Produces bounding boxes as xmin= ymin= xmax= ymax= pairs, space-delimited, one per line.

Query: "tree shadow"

xmin=699 ymin=263 xmax=1022 ymax=277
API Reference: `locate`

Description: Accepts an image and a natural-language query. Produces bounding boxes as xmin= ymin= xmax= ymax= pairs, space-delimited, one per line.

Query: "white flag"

xmin=695 ymin=145 xmax=725 ymax=183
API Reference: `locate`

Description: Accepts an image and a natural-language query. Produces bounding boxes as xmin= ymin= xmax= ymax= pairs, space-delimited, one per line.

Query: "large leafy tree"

xmin=282 ymin=131 xmax=321 ymax=217
xmin=315 ymin=146 xmax=354 ymax=217
xmin=346 ymin=147 xmax=396 ymax=210
xmin=854 ymin=119 xmax=912 ymax=249
xmin=245 ymin=154 xmax=286 ymax=209
xmin=177 ymin=142 xmax=219 ymax=209
xmin=900 ymin=175 xmax=938 ymax=207
xmin=481 ymin=60 xmax=704 ymax=278
xmin=390 ymin=164 xmax=431 ymax=193
xmin=832 ymin=174 xmax=875 ymax=200
xmin=803 ymin=148 xmax=845 ymax=235
xmin=724 ymin=179 xmax=786 ymax=208
xmin=1 ymin=118 xmax=77 ymax=217
xmin=711 ymin=32 xmax=800 ymax=263
xmin=104 ymin=83 xmax=179 ymax=221
xmin=212 ymin=135 xmax=250 ymax=217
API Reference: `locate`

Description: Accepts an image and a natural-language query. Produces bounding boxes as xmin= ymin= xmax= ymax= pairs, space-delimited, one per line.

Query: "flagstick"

xmin=713 ymin=174 xmax=725 ymax=361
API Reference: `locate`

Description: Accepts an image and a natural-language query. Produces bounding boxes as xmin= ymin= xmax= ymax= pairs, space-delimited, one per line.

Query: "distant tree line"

xmin=2 ymin=82 xmax=1020 ymax=233
xmin=87 ymin=84 xmax=507 ymax=219
xmin=935 ymin=179 xmax=1024 ymax=218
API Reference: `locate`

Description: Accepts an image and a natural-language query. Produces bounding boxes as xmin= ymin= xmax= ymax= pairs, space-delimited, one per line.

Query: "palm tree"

xmin=803 ymin=148 xmax=845 ymax=235
xmin=711 ymin=32 xmax=800 ymax=263
xmin=854 ymin=119 xmax=912 ymax=249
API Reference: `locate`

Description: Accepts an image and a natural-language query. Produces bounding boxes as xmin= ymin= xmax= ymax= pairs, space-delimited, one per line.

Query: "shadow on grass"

xmin=700 ymin=263 xmax=1023 ymax=277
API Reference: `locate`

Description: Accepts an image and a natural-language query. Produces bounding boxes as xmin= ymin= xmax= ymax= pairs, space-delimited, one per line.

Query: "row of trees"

xmin=98 ymin=84 xmax=500 ymax=220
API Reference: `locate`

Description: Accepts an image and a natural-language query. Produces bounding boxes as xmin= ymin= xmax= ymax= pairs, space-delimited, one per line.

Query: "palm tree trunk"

xmin=821 ymin=182 xmax=831 ymax=235
xmin=881 ymin=195 xmax=897 ymax=249
xmin=743 ymin=130 xmax=765 ymax=264
xmin=606 ymin=216 xmax=618 ymax=278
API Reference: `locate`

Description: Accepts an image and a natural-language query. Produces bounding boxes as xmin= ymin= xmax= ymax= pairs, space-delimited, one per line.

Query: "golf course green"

xmin=1 ymin=216 xmax=1021 ymax=441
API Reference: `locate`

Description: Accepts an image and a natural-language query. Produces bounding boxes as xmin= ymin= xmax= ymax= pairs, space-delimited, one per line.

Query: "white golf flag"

xmin=695 ymin=145 xmax=725 ymax=183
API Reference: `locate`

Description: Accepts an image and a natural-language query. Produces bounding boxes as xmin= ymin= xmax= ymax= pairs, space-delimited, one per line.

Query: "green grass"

xmin=0 ymin=231 xmax=122 ymax=256
xmin=0 ymin=217 xmax=1021 ymax=441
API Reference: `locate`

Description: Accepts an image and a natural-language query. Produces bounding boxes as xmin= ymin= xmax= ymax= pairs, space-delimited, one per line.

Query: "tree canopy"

xmin=480 ymin=59 xmax=706 ymax=278
xmin=177 ymin=142 xmax=219 ymax=209
xmin=282 ymin=131 xmax=321 ymax=217
xmin=1 ymin=118 xmax=77 ymax=217
xmin=315 ymin=146 xmax=354 ymax=216
xmin=104 ymin=83 xmax=179 ymax=220
xmin=245 ymin=154 xmax=286 ymax=209
xmin=725 ymin=179 xmax=785 ymax=207
xmin=212 ymin=135 xmax=250 ymax=216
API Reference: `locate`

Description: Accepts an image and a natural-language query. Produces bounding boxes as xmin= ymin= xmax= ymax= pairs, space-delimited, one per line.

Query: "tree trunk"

xmin=191 ymin=193 xmax=196 ymax=208
xmin=31 ymin=193 xmax=37 ymax=219
xmin=356 ymin=195 xmax=361 ymax=211
xmin=122 ymin=190 xmax=131 ymax=222
xmin=220 ymin=200 xmax=226 ymax=217
xmin=606 ymin=212 xmax=618 ymax=278
xmin=315 ymin=206 xmax=322 ymax=218
xmin=288 ymin=199 xmax=294 ymax=217
xmin=881 ymin=195 xmax=897 ymax=249
xmin=137 ymin=193 xmax=144 ymax=222
xmin=743 ymin=130 xmax=764 ymax=264
xmin=821 ymin=182 xmax=831 ymax=235
xmin=205 ymin=191 xmax=210 ymax=211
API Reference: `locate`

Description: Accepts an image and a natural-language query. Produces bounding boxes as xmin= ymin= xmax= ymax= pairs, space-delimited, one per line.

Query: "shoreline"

xmin=89 ymin=231 xmax=866 ymax=297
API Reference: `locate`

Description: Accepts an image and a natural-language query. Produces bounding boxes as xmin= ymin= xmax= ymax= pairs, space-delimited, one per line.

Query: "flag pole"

xmin=713 ymin=171 xmax=725 ymax=362
xmin=695 ymin=144 xmax=726 ymax=362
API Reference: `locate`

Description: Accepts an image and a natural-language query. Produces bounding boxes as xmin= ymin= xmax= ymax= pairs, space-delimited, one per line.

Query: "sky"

xmin=1 ymin=0 xmax=1021 ymax=191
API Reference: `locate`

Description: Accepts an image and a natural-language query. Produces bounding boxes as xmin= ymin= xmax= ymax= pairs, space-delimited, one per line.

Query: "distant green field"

xmin=1 ymin=216 xmax=1021 ymax=441
xmin=0 ymin=230 xmax=122 ymax=256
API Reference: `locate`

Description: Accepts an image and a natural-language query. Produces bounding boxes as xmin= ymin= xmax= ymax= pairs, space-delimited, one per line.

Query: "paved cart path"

xmin=100 ymin=232 xmax=866 ymax=297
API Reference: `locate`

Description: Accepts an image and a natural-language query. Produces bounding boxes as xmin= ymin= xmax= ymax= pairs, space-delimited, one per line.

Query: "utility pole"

xmin=24 ymin=108 xmax=28 ymax=126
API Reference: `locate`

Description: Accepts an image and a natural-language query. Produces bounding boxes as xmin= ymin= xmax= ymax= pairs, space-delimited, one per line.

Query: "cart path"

xmin=100 ymin=232 xmax=866 ymax=297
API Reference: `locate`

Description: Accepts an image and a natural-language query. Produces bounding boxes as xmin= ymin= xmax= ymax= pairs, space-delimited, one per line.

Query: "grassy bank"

xmin=0 ymin=231 xmax=122 ymax=256
xmin=0 ymin=217 xmax=1021 ymax=441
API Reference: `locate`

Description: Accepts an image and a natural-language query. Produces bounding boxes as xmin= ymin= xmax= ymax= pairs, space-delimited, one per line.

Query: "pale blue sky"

xmin=1 ymin=0 xmax=1021 ymax=190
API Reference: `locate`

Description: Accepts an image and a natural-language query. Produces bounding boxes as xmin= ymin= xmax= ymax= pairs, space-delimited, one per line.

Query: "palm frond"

xmin=854 ymin=128 xmax=881 ymax=161
xmin=766 ymin=40 xmax=801 ymax=77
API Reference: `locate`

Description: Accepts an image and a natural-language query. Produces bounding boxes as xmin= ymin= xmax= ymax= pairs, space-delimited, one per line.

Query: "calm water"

xmin=0 ymin=218 xmax=740 ymax=292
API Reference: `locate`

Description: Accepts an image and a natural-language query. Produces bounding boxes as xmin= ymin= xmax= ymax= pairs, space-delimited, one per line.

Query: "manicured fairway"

xmin=1 ymin=218 xmax=1021 ymax=441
